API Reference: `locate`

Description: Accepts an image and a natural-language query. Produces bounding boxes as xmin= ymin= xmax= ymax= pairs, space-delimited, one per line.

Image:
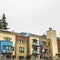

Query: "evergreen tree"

xmin=1 ymin=14 xmax=8 ymax=30
xmin=0 ymin=19 xmax=2 ymax=29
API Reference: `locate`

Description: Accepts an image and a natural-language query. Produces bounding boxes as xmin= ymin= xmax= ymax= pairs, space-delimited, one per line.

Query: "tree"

xmin=1 ymin=14 xmax=8 ymax=30
xmin=0 ymin=19 xmax=2 ymax=29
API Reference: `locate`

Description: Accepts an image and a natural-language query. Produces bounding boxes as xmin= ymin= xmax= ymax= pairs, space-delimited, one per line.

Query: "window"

xmin=3 ymin=46 xmax=12 ymax=50
xmin=9 ymin=47 xmax=11 ymax=49
xmin=19 ymin=47 xmax=24 ymax=53
xmin=6 ymin=46 xmax=9 ymax=49
xmin=17 ymin=40 xmax=23 ymax=43
xmin=44 ymin=49 xmax=48 ymax=53
xmin=42 ymin=41 xmax=47 ymax=45
xmin=12 ymin=47 xmax=14 ymax=51
xmin=20 ymin=40 xmax=23 ymax=43
xmin=44 ymin=57 xmax=49 ymax=60
xmin=33 ymin=39 xmax=37 ymax=43
xmin=3 ymin=37 xmax=11 ymax=41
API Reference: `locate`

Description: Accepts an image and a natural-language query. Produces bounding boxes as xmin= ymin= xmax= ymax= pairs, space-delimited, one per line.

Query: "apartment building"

xmin=0 ymin=28 xmax=59 ymax=60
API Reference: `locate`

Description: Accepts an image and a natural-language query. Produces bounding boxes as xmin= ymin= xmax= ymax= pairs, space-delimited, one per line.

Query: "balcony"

xmin=32 ymin=42 xmax=39 ymax=47
xmin=1 ymin=49 xmax=13 ymax=54
xmin=32 ymin=50 xmax=40 ymax=55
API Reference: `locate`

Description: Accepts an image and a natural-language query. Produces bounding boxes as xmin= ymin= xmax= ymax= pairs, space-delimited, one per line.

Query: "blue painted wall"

xmin=0 ymin=40 xmax=13 ymax=53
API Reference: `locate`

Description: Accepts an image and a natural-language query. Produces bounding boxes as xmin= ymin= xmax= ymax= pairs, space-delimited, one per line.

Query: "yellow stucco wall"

xmin=46 ymin=29 xmax=58 ymax=57
xmin=41 ymin=38 xmax=49 ymax=44
xmin=29 ymin=37 xmax=40 ymax=55
xmin=16 ymin=43 xmax=27 ymax=57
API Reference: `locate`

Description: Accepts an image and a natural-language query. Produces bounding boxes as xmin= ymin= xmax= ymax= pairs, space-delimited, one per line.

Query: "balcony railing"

xmin=2 ymin=49 xmax=13 ymax=53
xmin=32 ymin=50 xmax=39 ymax=55
xmin=32 ymin=42 xmax=39 ymax=46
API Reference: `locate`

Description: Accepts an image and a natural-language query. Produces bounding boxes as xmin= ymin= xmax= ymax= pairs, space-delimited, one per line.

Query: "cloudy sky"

xmin=0 ymin=0 xmax=60 ymax=36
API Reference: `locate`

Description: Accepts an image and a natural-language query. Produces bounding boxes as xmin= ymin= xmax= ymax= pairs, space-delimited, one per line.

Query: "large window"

xmin=42 ymin=41 xmax=47 ymax=45
xmin=19 ymin=47 xmax=24 ymax=53
xmin=17 ymin=40 xmax=24 ymax=43
xmin=5 ymin=46 xmax=12 ymax=50
xmin=20 ymin=40 xmax=23 ymax=43
xmin=3 ymin=45 xmax=13 ymax=50
xmin=3 ymin=37 xmax=11 ymax=41
xmin=33 ymin=39 xmax=37 ymax=43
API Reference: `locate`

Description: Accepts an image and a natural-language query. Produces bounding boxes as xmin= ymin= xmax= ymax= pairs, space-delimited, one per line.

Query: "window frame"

xmin=19 ymin=47 xmax=24 ymax=53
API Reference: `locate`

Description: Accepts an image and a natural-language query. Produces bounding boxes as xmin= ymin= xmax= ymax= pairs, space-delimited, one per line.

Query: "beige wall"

xmin=46 ymin=29 xmax=58 ymax=57
xmin=16 ymin=43 xmax=27 ymax=57
xmin=0 ymin=32 xmax=16 ymax=55
xmin=29 ymin=37 xmax=40 ymax=55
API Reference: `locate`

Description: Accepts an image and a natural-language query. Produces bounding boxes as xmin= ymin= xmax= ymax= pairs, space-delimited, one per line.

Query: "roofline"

xmin=0 ymin=29 xmax=21 ymax=35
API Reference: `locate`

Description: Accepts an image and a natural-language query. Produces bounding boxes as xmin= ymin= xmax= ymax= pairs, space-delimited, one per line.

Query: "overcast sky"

xmin=0 ymin=0 xmax=60 ymax=36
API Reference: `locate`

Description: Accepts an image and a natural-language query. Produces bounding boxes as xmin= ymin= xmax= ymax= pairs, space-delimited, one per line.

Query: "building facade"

xmin=21 ymin=32 xmax=41 ymax=60
xmin=27 ymin=36 xmax=40 ymax=60
xmin=46 ymin=28 xmax=58 ymax=59
xmin=40 ymin=38 xmax=52 ymax=60
xmin=15 ymin=35 xmax=29 ymax=60
xmin=0 ymin=28 xmax=59 ymax=60
xmin=0 ymin=30 xmax=21 ymax=60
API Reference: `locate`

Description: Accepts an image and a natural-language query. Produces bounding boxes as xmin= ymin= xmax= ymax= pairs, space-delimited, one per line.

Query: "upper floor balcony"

xmin=0 ymin=40 xmax=13 ymax=54
xmin=1 ymin=49 xmax=13 ymax=54
xmin=32 ymin=42 xmax=39 ymax=47
xmin=32 ymin=39 xmax=40 ymax=47
xmin=32 ymin=50 xmax=40 ymax=55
